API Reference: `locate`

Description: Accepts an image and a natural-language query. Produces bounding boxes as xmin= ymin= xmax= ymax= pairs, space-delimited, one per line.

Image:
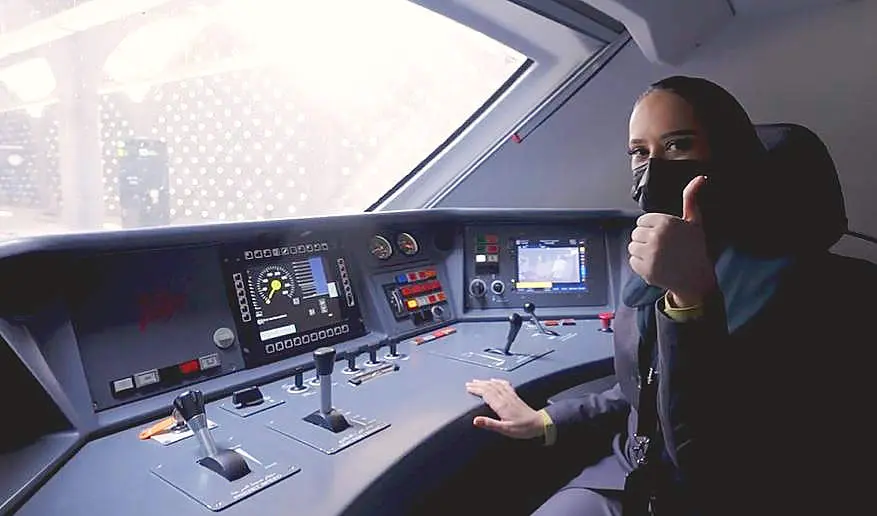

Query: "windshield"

xmin=0 ymin=0 xmax=528 ymax=240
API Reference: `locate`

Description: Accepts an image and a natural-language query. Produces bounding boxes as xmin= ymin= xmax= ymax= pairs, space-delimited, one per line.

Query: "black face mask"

xmin=631 ymin=158 xmax=713 ymax=217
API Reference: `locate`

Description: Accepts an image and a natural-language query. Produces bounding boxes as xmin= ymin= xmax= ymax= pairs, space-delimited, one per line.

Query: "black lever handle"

xmin=503 ymin=313 xmax=523 ymax=355
xmin=173 ymin=390 xmax=205 ymax=422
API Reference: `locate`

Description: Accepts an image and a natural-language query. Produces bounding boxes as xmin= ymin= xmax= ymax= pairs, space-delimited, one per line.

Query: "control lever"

xmin=303 ymin=347 xmax=351 ymax=433
xmin=485 ymin=313 xmax=523 ymax=356
xmin=343 ymin=349 xmax=360 ymax=374
xmin=384 ymin=339 xmax=406 ymax=360
xmin=173 ymin=390 xmax=250 ymax=481
xmin=287 ymin=366 xmax=308 ymax=393
xmin=365 ymin=344 xmax=382 ymax=366
xmin=524 ymin=302 xmax=559 ymax=336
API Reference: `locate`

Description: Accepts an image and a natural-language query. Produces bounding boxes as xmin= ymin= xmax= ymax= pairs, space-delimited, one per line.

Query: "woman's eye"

xmin=627 ymin=147 xmax=648 ymax=158
xmin=666 ymin=138 xmax=694 ymax=152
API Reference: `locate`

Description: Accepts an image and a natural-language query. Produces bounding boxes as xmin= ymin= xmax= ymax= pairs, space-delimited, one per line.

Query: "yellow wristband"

xmin=539 ymin=409 xmax=556 ymax=446
xmin=662 ymin=292 xmax=704 ymax=322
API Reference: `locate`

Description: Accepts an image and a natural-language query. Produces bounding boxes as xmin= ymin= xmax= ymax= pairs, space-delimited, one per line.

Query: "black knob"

xmin=523 ymin=302 xmax=536 ymax=315
xmin=469 ymin=279 xmax=487 ymax=297
xmin=386 ymin=341 xmax=399 ymax=357
xmin=173 ymin=390 xmax=205 ymax=422
xmin=314 ymin=347 xmax=336 ymax=376
xmin=369 ymin=347 xmax=379 ymax=364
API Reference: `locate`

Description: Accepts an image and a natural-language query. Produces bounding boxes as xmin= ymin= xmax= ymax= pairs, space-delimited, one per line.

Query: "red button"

xmin=179 ymin=360 xmax=200 ymax=375
xmin=486 ymin=245 xmax=499 ymax=254
xmin=598 ymin=312 xmax=615 ymax=332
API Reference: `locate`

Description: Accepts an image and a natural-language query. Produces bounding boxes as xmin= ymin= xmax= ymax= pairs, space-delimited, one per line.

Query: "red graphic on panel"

xmin=138 ymin=290 xmax=187 ymax=331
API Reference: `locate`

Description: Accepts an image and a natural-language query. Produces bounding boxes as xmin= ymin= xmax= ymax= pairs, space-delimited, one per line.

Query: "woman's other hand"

xmin=465 ymin=378 xmax=544 ymax=439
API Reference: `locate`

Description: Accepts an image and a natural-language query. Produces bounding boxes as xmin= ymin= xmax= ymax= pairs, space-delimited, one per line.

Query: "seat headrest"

xmin=752 ymin=123 xmax=847 ymax=253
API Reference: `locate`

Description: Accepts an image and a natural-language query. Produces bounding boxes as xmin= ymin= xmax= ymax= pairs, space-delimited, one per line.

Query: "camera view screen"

xmin=515 ymin=238 xmax=588 ymax=293
xmin=245 ymin=256 xmax=343 ymax=342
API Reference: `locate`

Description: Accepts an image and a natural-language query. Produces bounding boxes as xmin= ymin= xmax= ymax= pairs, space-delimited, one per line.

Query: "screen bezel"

xmin=221 ymin=239 xmax=366 ymax=369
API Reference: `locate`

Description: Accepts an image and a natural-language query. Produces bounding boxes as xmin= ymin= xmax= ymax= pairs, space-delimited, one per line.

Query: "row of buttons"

xmin=395 ymin=269 xmax=437 ymax=284
xmin=337 ymin=258 xmax=355 ymax=307
xmin=111 ymin=353 xmax=221 ymax=396
xmin=399 ymin=279 xmax=441 ymax=297
xmin=244 ymin=242 xmax=329 ymax=260
xmin=265 ymin=324 xmax=351 ymax=355
xmin=406 ymin=291 xmax=448 ymax=310
xmin=232 ymin=272 xmax=251 ymax=323
xmin=408 ymin=326 xmax=457 ymax=346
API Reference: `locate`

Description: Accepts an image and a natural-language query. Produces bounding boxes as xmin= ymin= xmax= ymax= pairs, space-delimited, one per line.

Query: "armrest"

xmin=546 ymin=375 xmax=617 ymax=405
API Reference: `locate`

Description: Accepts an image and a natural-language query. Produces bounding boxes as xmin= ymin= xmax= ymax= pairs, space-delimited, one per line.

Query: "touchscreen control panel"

xmin=464 ymin=225 xmax=608 ymax=310
xmin=222 ymin=239 xmax=367 ymax=368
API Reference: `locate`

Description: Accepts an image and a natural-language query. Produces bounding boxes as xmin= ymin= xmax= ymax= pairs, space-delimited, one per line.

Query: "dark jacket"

xmin=544 ymin=249 xmax=877 ymax=514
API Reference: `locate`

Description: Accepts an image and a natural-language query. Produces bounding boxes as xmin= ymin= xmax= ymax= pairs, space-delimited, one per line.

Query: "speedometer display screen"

xmin=223 ymin=238 xmax=366 ymax=368
xmin=246 ymin=257 xmax=343 ymax=342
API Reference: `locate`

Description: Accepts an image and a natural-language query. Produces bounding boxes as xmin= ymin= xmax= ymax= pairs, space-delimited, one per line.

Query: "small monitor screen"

xmin=245 ymin=256 xmax=343 ymax=342
xmin=514 ymin=238 xmax=588 ymax=293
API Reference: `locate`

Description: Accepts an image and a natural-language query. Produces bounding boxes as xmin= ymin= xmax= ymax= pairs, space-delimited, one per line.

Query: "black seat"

xmin=751 ymin=123 xmax=848 ymax=254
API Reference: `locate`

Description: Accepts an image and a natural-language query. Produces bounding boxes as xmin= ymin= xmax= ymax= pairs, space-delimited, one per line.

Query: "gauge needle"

xmin=267 ymin=279 xmax=281 ymax=303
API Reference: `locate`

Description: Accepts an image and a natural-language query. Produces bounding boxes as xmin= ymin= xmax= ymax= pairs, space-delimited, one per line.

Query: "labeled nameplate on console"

xmin=266 ymin=409 xmax=390 ymax=455
xmin=151 ymin=432 xmax=300 ymax=512
xmin=427 ymin=317 xmax=554 ymax=371
xmin=432 ymin=347 xmax=554 ymax=371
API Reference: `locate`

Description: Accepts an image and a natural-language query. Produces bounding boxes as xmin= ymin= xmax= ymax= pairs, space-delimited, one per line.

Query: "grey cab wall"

xmin=439 ymin=0 xmax=877 ymax=264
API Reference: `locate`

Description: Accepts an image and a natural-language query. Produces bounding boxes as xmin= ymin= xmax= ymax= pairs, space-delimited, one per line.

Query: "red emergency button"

xmin=598 ymin=312 xmax=614 ymax=333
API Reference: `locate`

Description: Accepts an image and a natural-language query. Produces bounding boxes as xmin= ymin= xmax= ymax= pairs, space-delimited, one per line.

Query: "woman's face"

xmin=627 ymin=90 xmax=711 ymax=170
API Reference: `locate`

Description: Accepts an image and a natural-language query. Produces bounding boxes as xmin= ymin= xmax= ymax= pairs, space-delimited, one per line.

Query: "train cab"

xmin=1 ymin=1 xmax=875 ymax=515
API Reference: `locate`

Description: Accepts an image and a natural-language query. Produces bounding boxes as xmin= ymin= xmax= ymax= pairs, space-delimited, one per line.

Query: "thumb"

xmin=473 ymin=416 xmax=512 ymax=435
xmin=682 ymin=175 xmax=707 ymax=224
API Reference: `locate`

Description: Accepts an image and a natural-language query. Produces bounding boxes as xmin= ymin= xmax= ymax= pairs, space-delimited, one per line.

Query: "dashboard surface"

xmin=0 ymin=208 xmax=635 ymax=515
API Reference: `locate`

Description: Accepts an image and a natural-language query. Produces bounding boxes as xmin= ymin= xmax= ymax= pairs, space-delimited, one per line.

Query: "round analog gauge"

xmin=397 ymin=232 xmax=419 ymax=256
xmin=256 ymin=265 xmax=294 ymax=305
xmin=369 ymin=235 xmax=393 ymax=260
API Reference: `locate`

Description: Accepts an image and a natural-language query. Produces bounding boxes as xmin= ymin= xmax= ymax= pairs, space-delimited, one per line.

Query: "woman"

xmin=465 ymin=76 xmax=870 ymax=515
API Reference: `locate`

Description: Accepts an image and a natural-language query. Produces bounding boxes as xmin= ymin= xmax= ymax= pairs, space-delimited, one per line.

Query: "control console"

xmin=464 ymin=225 xmax=609 ymax=310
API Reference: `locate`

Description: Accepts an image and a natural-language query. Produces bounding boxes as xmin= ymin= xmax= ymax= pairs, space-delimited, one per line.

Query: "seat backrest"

xmin=752 ymin=123 xmax=848 ymax=254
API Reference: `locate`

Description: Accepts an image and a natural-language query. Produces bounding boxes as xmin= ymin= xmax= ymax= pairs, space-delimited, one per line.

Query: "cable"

xmin=846 ymin=231 xmax=877 ymax=245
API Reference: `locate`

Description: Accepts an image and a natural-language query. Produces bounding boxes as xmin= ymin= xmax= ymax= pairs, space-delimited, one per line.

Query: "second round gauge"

xmin=396 ymin=232 xmax=419 ymax=256
xmin=257 ymin=264 xmax=294 ymax=304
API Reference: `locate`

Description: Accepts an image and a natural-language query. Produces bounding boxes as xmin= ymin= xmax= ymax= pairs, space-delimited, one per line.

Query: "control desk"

xmin=0 ymin=208 xmax=634 ymax=516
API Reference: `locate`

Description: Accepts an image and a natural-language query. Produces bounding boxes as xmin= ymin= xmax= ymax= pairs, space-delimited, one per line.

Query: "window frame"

xmin=370 ymin=0 xmax=621 ymax=211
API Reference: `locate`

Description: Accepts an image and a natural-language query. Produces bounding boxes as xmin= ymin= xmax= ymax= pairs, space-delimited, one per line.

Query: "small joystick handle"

xmin=387 ymin=341 xmax=399 ymax=357
xmin=504 ymin=313 xmax=523 ymax=355
xmin=523 ymin=302 xmax=536 ymax=315
xmin=173 ymin=390 xmax=205 ymax=422
xmin=368 ymin=347 xmax=379 ymax=364
xmin=313 ymin=347 xmax=336 ymax=376
xmin=345 ymin=351 xmax=359 ymax=371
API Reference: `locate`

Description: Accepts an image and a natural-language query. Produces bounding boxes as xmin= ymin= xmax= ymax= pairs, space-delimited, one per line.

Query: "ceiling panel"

xmin=729 ymin=0 xmax=851 ymax=17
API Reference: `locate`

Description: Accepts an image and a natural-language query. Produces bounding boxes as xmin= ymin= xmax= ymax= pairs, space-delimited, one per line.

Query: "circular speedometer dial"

xmin=369 ymin=235 xmax=393 ymax=260
xmin=256 ymin=264 xmax=294 ymax=304
xmin=396 ymin=232 xmax=419 ymax=256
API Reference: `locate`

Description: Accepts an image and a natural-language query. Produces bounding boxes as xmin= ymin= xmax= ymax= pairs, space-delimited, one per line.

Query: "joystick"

xmin=303 ymin=347 xmax=351 ymax=433
xmin=524 ymin=302 xmax=560 ymax=336
xmin=173 ymin=390 xmax=250 ymax=481
xmin=486 ymin=313 xmax=523 ymax=356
